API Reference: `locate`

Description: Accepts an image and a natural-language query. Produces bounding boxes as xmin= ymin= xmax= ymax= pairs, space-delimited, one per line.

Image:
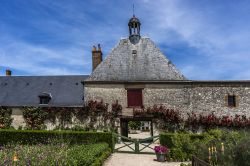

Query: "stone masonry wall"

xmin=8 ymin=83 xmax=250 ymax=130
xmin=85 ymin=83 xmax=250 ymax=118
xmin=10 ymin=107 xmax=119 ymax=131
xmin=84 ymin=85 xmax=127 ymax=110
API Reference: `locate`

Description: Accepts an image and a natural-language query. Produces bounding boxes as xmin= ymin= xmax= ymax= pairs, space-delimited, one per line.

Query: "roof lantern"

xmin=128 ymin=14 xmax=141 ymax=44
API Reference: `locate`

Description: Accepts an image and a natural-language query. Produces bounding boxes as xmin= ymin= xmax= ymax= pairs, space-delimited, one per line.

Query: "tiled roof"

xmin=0 ymin=75 xmax=88 ymax=107
xmin=86 ymin=37 xmax=186 ymax=81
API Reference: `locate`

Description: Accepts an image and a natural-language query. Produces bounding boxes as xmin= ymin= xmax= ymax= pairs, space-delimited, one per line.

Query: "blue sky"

xmin=0 ymin=0 xmax=250 ymax=80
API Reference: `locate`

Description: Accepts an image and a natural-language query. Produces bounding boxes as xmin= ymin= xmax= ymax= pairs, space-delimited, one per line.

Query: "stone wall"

xmin=9 ymin=82 xmax=250 ymax=130
xmin=11 ymin=108 xmax=26 ymax=129
xmin=10 ymin=107 xmax=119 ymax=131
xmin=84 ymin=82 xmax=250 ymax=118
xmin=84 ymin=84 xmax=127 ymax=111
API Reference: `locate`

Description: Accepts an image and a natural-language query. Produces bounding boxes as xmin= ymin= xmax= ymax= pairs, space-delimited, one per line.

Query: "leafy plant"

xmin=0 ymin=143 xmax=111 ymax=166
xmin=23 ymin=107 xmax=48 ymax=130
xmin=233 ymin=138 xmax=250 ymax=166
xmin=128 ymin=121 xmax=141 ymax=130
xmin=0 ymin=107 xmax=13 ymax=129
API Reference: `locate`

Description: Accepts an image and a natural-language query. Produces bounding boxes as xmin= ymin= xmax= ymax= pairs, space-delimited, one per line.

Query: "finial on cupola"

xmin=128 ymin=5 xmax=141 ymax=44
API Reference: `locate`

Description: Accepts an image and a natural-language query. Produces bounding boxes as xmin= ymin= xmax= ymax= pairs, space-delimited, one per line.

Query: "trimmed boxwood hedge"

xmin=160 ymin=133 xmax=204 ymax=149
xmin=0 ymin=130 xmax=114 ymax=149
xmin=160 ymin=133 xmax=206 ymax=161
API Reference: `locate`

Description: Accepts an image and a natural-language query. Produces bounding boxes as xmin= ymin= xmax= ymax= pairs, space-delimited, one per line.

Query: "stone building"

xmin=84 ymin=15 xmax=250 ymax=135
xmin=0 ymin=15 xmax=249 ymax=135
xmin=0 ymin=75 xmax=87 ymax=128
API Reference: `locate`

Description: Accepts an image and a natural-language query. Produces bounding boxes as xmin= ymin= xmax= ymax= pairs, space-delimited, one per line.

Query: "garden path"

xmin=103 ymin=153 xmax=191 ymax=166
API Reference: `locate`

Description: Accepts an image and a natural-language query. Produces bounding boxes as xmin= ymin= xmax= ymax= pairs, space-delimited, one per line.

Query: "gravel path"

xmin=103 ymin=153 xmax=190 ymax=166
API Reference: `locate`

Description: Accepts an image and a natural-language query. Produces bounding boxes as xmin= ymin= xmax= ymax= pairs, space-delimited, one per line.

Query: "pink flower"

xmin=154 ymin=146 xmax=169 ymax=153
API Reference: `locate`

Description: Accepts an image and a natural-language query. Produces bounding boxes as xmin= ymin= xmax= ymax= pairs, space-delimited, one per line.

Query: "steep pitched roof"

xmin=0 ymin=75 xmax=88 ymax=107
xmin=86 ymin=37 xmax=186 ymax=82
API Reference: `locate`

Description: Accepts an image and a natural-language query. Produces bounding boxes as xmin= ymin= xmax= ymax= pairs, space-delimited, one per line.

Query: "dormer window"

xmin=39 ymin=92 xmax=52 ymax=105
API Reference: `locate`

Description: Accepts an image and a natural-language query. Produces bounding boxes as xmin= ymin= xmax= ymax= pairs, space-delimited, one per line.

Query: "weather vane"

xmin=133 ymin=4 xmax=135 ymax=16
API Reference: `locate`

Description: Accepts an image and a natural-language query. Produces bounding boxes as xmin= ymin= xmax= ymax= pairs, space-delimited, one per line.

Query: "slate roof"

xmin=0 ymin=75 xmax=88 ymax=107
xmin=86 ymin=37 xmax=186 ymax=82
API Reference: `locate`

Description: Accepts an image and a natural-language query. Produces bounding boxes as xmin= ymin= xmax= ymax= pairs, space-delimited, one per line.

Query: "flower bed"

xmin=160 ymin=129 xmax=250 ymax=165
xmin=0 ymin=143 xmax=111 ymax=166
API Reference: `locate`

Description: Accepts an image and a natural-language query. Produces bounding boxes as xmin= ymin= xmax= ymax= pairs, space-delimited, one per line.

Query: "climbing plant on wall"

xmin=20 ymin=100 xmax=122 ymax=131
xmin=23 ymin=107 xmax=48 ymax=130
xmin=0 ymin=106 xmax=13 ymax=129
xmin=134 ymin=105 xmax=184 ymax=131
xmin=43 ymin=107 xmax=78 ymax=126
xmin=134 ymin=105 xmax=250 ymax=132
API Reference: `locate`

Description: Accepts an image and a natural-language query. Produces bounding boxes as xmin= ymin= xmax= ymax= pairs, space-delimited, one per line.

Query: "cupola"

xmin=128 ymin=15 xmax=141 ymax=44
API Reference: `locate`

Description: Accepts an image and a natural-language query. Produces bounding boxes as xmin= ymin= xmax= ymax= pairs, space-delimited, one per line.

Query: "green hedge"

xmin=66 ymin=143 xmax=111 ymax=166
xmin=160 ymin=133 xmax=204 ymax=149
xmin=160 ymin=133 xmax=203 ymax=161
xmin=0 ymin=130 xmax=113 ymax=149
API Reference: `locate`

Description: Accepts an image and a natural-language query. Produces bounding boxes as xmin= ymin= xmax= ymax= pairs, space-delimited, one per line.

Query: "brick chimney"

xmin=6 ymin=69 xmax=12 ymax=76
xmin=92 ymin=44 xmax=103 ymax=71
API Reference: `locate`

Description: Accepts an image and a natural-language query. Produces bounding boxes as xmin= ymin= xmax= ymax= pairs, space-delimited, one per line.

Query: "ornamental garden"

xmin=0 ymin=102 xmax=250 ymax=166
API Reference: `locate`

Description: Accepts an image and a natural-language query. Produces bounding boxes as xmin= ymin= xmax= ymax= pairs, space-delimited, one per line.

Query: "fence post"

xmin=135 ymin=140 xmax=139 ymax=154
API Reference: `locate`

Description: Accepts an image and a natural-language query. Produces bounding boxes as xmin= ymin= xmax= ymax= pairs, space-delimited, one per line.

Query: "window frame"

xmin=39 ymin=97 xmax=51 ymax=105
xmin=39 ymin=93 xmax=52 ymax=105
xmin=227 ymin=94 xmax=237 ymax=108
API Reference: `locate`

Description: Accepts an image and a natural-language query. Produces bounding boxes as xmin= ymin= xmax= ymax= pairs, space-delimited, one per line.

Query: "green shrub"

xmin=0 ymin=130 xmax=114 ymax=149
xmin=91 ymin=148 xmax=112 ymax=166
xmin=160 ymin=133 xmax=201 ymax=161
xmin=233 ymin=138 xmax=250 ymax=166
xmin=0 ymin=107 xmax=13 ymax=129
xmin=171 ymin=148 xmax=187 ymax=161
xmin=23 ymin=107 xmax=48 ymax=129
xmin=66 ymin=143 xmax=111 ymax=166
xmin=128 ymin=121 xmax=141 ymax=130
xmin=0 ymin=143 xmax=111 ymax=166
xmin=160 ymin=129 xmax=248 ymax=162
xmin=160 ymin=133 xmax=175 ymax=148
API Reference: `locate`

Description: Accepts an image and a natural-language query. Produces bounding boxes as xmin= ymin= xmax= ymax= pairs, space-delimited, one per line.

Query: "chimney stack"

xmin=92 ymin=44 xmax=103 ymax=71
xmin=6 ymin=69 xmax=12 ymax=76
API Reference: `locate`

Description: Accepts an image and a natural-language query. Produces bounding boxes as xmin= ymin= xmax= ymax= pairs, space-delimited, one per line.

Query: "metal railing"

xmin=112 ymin=133 xmax=159 ymax=154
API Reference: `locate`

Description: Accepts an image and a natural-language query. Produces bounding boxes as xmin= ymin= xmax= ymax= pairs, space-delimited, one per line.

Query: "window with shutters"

xmin=227 ymin=95 xmax=236 ymax=107
xmin=127 ymin=89 xmax=143 ymax=107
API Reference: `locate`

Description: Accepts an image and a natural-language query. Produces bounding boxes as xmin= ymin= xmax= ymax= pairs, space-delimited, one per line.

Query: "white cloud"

xmin=1 ymin=0 xmax=250 ymax=80
xmin=0 ymin=35 xmax=90 ymax=75
xmin=138 ymin=0 xmax=250 ymax=80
